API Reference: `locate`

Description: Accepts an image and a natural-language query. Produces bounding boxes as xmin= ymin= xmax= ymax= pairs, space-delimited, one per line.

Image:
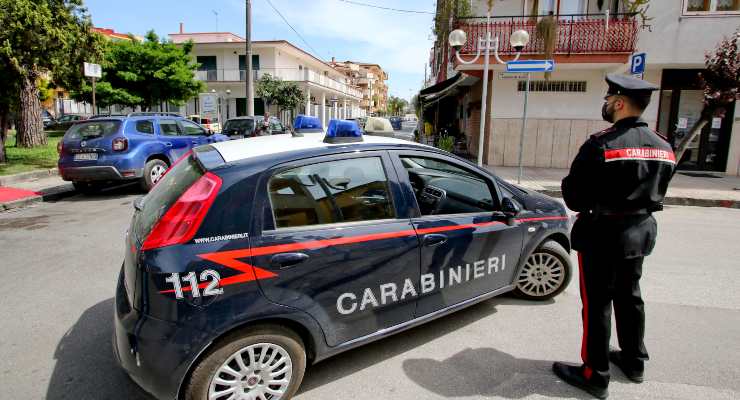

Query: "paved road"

xmin=0 ymin=188 xmax=738 ymax=400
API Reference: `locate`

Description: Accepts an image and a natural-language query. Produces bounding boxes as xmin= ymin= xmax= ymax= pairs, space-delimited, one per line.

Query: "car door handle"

xmin=270 ymin=252 xmax=309 ymax=269
xmin=422 ymin=234 xmax=447 ymax=247
xmin=164 ymin=142 xmax=172 ymax=147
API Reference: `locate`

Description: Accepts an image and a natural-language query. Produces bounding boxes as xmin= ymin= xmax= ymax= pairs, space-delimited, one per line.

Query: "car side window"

xmin=135 ymin=120 xmax=155 ymax=135
xmin=179 ymin=119 xmax=207 ymax=136
xmin=159 ymin=120 xmax=182 ymax=136
xmin=270 ymin=118 xmax=282 ymax=131
xmin=268 ymin=157 xmax=395 ymax=229
xmin=400 ymin=156 xmax=496 ymax=216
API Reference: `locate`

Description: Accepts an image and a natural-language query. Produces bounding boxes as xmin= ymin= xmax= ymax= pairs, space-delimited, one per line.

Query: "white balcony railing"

xmin=195 ymin=68 xmax=362 ymax=98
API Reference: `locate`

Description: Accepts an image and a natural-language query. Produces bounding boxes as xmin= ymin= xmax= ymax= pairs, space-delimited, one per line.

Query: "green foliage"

xmin=73 ymin=31 xmax=204 ymax=110
xmin=386 ymin=96 xmax=408 ymax=116
xmin=256 ymin=74 xmax=305 ymax=115
xmin=621 ymin=0 xmax=653 ymax=29
xmin=37 ymin=78 xmax=55 ymax=103
xmin=433 ymin=0 xmax=472 ymax=39
xmin=437 ymin=135 xmax=455 ymax=153
xmin=255 ymin=74 xmax=283 ymax=108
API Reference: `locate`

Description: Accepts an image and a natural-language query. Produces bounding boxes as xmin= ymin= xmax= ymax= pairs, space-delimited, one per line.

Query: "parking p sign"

xmin=630 ymin=53 xmax=646 ymax=75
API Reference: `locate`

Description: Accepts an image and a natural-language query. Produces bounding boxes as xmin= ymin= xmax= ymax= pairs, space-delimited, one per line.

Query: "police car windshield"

xmin=65 ymin=120 xmax=121 ymax=139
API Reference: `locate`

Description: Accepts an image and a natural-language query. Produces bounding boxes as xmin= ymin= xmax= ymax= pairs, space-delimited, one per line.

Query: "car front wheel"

xmin=513 ymin=240 xmax=571 ymax=301
xmin=185 ymin=325 xmax=306 ymax=400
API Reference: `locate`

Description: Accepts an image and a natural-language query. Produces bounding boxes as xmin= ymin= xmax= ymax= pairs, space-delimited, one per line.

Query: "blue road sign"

xmin=506 ymin=60 xmax=555 ymax=73
xmin=630 ymin=53 xmax=646 ymax=74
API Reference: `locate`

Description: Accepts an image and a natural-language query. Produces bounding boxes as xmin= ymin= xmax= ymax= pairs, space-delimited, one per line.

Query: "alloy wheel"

xmin=516 ymin=252 xmax=566 ymax=298
xmin=150 ymin=164 xmax=167 ymax=184
xmin=208 ymin=343 xmax=293 ymax=400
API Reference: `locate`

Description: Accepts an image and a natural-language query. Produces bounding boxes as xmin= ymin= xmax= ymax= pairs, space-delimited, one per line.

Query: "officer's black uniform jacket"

xmin=562 ymin=117 xmax=676 ymax=258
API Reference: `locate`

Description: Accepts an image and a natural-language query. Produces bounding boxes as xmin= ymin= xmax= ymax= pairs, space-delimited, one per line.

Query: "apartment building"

xmin=424 ymin=0 xmax=740 ymax=176
xmin=169 ymin=27 xmax=364 ymax=127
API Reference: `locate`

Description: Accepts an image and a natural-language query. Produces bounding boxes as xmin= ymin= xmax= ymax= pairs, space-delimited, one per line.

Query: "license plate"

xmin=74 ymin=153 xmax=98 ymax=161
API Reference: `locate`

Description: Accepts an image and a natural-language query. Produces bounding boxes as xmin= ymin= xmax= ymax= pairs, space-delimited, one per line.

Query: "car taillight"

xmin=112 ymin=137 xmax=128 ymax=151
xmin=141 ymin=172 xmax=222 ymax=250
xmin=57 ymin=141 xmax=63 ymax=154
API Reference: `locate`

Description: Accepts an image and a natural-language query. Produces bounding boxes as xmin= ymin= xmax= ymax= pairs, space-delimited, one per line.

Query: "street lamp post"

xmin=448 ymin=12 xmax=530 ymax=167
xmin=225 ymin=89 xmax=231 ymax=119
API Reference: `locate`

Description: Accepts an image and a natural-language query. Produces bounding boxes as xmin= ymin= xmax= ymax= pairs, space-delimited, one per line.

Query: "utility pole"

xmin=246 ymin=0 xmax=254 ymax=116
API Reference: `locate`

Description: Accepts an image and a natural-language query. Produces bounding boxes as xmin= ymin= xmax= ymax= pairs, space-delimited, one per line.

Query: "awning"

xmin=419 ymin=73 xmax=478 ymax=107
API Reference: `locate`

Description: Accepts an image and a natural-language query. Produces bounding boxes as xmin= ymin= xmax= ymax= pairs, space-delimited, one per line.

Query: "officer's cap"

xmin=605 ymin=73 xmax=659 ymax=108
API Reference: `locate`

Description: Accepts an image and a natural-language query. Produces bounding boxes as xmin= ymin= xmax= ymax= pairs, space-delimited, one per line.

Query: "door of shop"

xmin=657 ymin=69 xmax=735 ymax=172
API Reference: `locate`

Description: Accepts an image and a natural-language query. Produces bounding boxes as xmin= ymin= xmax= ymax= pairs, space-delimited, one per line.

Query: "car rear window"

xmin=224 ymin=119 xmax=254 ymax=131
xmin=132 ymin=155 xmax=204 ymax=242
xmin=65 ymin=120 xmax=121 ymax=139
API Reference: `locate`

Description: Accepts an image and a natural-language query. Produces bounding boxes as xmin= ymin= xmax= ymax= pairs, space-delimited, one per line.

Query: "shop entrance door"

xmin=657 ymin=70 xmax=734 ymax=172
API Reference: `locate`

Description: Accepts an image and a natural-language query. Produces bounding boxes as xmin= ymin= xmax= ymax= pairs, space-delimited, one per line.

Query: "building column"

xmin=343 ymin=99 xmax=347 ymax=118
xmin=321 ymin=92 xmax=326 ymax=128
xmin=333 ymin=102 xmax=338 ymax=120
xmin=305 ymin=87 xmax=311 ymax=116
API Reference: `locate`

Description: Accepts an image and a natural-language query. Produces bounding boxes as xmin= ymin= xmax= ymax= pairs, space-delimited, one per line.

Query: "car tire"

xmin=140 ymin=159 xmax=169 ymax=191
xmin=72 ymin=181 xmax=104 ymax=195
xmin=185 ymin=324 xmax=307 ymax=400
xmin=513 ymin=240 xmax=571 ymax=301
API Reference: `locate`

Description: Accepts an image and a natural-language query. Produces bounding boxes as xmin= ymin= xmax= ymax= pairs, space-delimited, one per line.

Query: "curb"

xmin=535 ymin=189 xmax=740 ymax=209
xmin=0 ymin=183 xmax=76 ymax=211
xmin=0 ymin=168 xmax=59 ymax=186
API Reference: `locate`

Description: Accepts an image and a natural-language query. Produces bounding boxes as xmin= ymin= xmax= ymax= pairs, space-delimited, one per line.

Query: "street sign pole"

xmin=517 ymin=73 xmax=530 ymax=184
xmin=246 ymin=0 xmax=254 ymax=116
xmin=91 ymin=77 xmax=96 ymax=116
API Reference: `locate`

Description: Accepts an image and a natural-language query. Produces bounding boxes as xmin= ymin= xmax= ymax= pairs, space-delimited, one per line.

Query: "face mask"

xmin=601 ymin=101 xmax=615 ymax=123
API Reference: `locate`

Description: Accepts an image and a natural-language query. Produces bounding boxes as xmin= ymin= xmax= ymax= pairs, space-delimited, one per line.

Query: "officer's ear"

xmin=614 ymin=96 xmax=626 ymax=111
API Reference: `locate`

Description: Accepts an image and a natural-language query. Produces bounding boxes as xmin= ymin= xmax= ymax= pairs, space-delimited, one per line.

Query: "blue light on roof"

xmin=324 ymin=119 xmax=363 ymax=143
xmin=293 ymin=115 xmax=323 ymax=133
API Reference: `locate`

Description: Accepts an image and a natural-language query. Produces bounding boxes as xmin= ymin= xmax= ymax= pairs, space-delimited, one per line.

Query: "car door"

xmin=157 ymin=119 xmax=190 ymax=161
xmin=178 ymin=119 xmax=213 ymax=146
xmin=250 ymin=152 xmax=420 ymax=347
xmin=389 ymin=150 xmax=524 ymax=316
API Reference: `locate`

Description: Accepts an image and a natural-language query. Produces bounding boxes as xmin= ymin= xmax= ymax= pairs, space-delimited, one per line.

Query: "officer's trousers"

xmin=578 ymin=251 xmax=649 ymax=375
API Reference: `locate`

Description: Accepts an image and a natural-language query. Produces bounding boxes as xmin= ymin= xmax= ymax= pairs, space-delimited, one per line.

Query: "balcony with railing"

xmin=454 ymin=13 xmax=638 ymax=58
xmin=195 ymin=68 xmax=362 ymax=98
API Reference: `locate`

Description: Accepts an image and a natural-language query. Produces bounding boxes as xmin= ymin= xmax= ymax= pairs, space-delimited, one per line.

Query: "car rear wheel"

xmin=141 ymin=159 xmax=168 ymax=191
xmin=513 ymin=240 xmax=571 ymax=301
xmin=185 ymin=325 xmax=306 ymax=400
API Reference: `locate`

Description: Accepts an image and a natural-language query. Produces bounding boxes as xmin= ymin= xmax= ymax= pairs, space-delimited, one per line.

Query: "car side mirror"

xmin=501 ymin=197 xmax=520 ymax=216
xmin=206 ymin=129 xmax=213 ymax=136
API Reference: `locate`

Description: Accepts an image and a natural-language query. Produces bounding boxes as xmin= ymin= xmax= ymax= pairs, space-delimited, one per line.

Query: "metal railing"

xmin=194 ymin=68 xmax=363 ymax=99
xmin=455 ymin=13 xmax=638 ymax=55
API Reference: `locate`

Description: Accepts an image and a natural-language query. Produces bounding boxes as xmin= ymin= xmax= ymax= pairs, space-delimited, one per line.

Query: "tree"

xmin=73 ymin=31 xmax=204 ymax=111
xmin=386 ymin=96 xmax=408 ymax=116
xmin=255 ymin=74 xmax=305 ymax=121
xmin=255 ymin=74 xmax=283 ymax=110
xmin=275 ymin=82 xmax=305 ymax=123
xmin=0 ymin=59 xmax=20 ymax=163
xmin=675 ymin=31 xmax=739 ymax=163
xmin=0 ymin=0 xmax=103 ymax=147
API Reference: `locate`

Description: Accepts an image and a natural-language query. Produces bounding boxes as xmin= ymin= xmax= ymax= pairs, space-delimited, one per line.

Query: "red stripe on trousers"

xmin=578 ymin=252 xmax=589 ymax=365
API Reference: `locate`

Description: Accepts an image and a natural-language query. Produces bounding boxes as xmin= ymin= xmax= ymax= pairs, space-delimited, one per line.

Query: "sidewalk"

xmin=489 ymin=166 xmax=740 ymax=208
xmin=0 ymin=170 xmax=74 ymax=211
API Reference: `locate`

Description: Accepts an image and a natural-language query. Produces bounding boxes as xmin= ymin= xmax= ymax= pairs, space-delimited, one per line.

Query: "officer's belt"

xmin=588 ymin=203 xmax=663 ymax=218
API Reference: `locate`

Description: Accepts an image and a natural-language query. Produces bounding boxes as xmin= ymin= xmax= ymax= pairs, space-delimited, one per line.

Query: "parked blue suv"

xmin=58 ymin=113 xmax=229 ymax=192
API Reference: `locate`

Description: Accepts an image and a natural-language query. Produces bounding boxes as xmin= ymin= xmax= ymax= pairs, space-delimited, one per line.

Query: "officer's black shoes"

xmin=609 ymin=350 xmax=645 ymax=383
xmin=552 ymin=362 xmax=609 ymax=399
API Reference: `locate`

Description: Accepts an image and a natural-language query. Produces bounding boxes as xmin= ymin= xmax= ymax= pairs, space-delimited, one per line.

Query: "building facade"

xmin=170 ymin=28 xmax=364 ymax=127
xmin=426 ymin=0 xmax=740 ymax=175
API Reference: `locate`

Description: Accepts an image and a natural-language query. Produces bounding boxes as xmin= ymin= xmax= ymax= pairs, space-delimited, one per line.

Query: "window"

xmin=517 ymin=80 xmax=587 ymax=93
xmin=268 ymin=157 xmax=395 ymax=229
xmin=159 ymin=120 xmax=182 ymax=136
xmin=135 ymin=120 xmax=154 ymax=135
xmin=66 ymin=121 xmax=122 ymax=139
xmin=238 ymin=55 xmax=260 ymax=71
xmin=179 ymin=119 xmax=207 ymax=135
xmin=197 ymin=56 xmax=217 ymax=81
xmin=684 ymin=0 xmax=739 ymax=13
xmin=401 ymin=156 xmax=496 ymax=216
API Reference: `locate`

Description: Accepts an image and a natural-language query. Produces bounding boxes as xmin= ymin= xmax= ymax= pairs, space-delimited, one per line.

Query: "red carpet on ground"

xmin=0 ymin=186 xmax=41 ymax=202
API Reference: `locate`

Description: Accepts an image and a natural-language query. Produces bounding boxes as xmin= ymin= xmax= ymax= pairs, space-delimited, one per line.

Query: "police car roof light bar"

xmin=293 ymin=114 xmax=323 ymax=133
xmin=324 ymin=119 xmax=363 ymax=144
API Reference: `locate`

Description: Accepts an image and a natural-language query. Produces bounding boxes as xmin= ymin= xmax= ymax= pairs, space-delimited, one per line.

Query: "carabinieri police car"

xmin=115 ymin=116 xmax=572 ymax=400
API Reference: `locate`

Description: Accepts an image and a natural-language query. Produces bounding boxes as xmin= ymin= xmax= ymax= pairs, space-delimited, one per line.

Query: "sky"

xmin=84 ymin=0 xmax=437 ymax=102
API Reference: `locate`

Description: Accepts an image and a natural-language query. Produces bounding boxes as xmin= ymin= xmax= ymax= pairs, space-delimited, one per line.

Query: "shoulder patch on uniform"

xmin=590 ymin=127 xmax=616 ymax=138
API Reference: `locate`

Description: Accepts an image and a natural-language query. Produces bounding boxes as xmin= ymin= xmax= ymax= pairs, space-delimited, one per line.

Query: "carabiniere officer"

xmin=554 ymin=73 xmax=676 ymax=399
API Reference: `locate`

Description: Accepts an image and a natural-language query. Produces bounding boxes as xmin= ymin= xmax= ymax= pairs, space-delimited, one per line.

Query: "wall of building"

xmin=637 ymin=2 xmax=740 ymax=66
